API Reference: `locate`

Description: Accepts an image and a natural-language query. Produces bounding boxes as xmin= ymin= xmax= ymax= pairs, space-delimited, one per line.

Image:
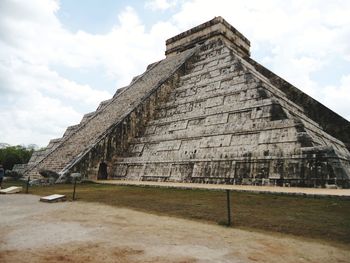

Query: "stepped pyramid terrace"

xmin=16 ymin=17 xmax=350 ymax=188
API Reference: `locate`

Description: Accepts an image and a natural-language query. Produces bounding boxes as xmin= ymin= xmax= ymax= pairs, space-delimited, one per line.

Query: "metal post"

xmin=226 ymin=190 xmax=231 ymax=226
xmin=73 ymin=177 xmax=77 ymax=201
xmin=26 ymin=176 xmax=30 ymax=194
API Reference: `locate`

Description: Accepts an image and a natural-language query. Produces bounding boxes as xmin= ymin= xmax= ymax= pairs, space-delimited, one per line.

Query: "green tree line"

xmin=0 ymin=145 xmax=34 ymax=170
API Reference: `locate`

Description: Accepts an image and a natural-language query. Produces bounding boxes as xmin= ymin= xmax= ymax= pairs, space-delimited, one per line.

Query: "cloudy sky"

xmin=1 ymin=0 xmax=350 ymax=147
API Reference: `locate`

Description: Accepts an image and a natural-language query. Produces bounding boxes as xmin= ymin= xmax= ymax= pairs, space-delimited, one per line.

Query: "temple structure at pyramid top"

xmin=16 ymin=17 xmax=350 ymax=188
xmin=165 ymin=16 xmax=250 ymax=57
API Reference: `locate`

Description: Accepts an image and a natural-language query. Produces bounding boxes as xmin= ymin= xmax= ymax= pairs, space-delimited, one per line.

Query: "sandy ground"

xmin=96 ymin=180 xmax=350 ymax=198
xmin=0 ymin=194 xmax=349 ymax=263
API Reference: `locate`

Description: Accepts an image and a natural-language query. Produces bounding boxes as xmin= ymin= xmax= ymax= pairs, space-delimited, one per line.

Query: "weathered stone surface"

xmin=165 ymin=16 xmax=250 ymax=58
xmin=25 ymin=47 xmax=196 ymax=179
xmin=11 ymin=164 xmax=27 ymax=175
xmin=23 ymin=17 xmax=350 ymax=188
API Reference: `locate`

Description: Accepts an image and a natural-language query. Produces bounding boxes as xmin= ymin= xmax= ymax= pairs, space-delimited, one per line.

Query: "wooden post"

xmin=71 ymin=173 xmax=81 ymax=201
xmin=73 ymin=177 xmax=77 ymax=201
xmin=226 ymin=190 xmax=231 ymax=226
xmin=26 ymin=176 xmax=30 ymax=194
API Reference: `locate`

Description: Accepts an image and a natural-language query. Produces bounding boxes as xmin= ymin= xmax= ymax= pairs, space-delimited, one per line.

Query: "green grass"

xmin=3 ymin=180 xmax=350 ymax=246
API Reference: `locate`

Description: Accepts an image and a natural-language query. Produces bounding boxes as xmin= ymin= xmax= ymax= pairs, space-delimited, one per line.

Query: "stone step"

xmin=149 ymin=98 xmax=275 ymax=126
xmin=133 ymin=119 xmax=297 ymax=145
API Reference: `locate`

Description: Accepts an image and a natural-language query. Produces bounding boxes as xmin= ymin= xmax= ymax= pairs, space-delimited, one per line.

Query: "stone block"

xmin=205 ymin=113 xmax=228 ymax=126
xmin=157 ymin=140 xmax=182 ymax=151
xmin=205 ymin=96 xmax=224 ymax=108
xmin=200 ymin=135 xmax=231 ymax=148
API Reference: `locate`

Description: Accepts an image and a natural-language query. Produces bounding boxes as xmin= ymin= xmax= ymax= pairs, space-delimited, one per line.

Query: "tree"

xmin=0 ymin=145 xmax=34 ymax=170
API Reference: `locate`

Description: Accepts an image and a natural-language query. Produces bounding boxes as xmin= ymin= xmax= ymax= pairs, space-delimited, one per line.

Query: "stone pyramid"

xmin=22 ymin=17 xmax=350 ymax=188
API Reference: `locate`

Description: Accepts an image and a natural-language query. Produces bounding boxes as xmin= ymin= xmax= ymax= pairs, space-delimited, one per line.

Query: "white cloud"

xmin=145 ymin=0 xmax=178 ymax=11
xmin=0 ymin=90 xmax=81 ymax=146
xmin=322 ymin=75 xmax=350 ymax=121
xmin=0 ymin=2 xmax=171 ymax=147
xmin=0 ymin=0 xmax=115 ymax=146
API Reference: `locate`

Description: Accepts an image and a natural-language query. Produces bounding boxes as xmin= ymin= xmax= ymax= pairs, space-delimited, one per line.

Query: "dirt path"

xmin=1 ymin=194 xmax=349 ymax=263
xmin=96 ymin=180 xmax=350 ymax=198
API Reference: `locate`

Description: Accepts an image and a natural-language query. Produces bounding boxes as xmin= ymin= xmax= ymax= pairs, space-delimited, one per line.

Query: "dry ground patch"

xmin=1 ymin=194 xmax=350 ymax=263
xmin=3 ymin=180 xmax=350 ymax=245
